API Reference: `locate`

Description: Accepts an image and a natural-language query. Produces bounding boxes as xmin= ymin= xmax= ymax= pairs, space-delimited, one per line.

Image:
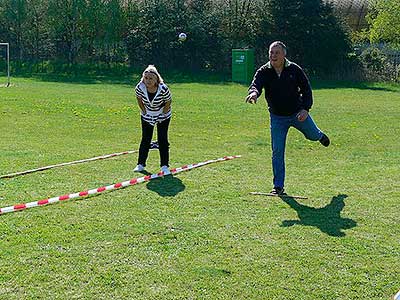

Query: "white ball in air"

xmin=178 ymin=32 xmax=187 ymax=42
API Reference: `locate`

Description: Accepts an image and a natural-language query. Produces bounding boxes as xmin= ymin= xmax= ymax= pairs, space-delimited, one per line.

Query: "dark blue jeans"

xmin=270 ymin=112 xmax=323 ymax=188
xmin=138 ymin=117 xmax=170 ymax=167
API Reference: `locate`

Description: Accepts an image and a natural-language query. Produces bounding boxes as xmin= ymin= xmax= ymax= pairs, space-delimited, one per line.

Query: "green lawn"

xmin=0 ymin=76 xmax=399 ymax=299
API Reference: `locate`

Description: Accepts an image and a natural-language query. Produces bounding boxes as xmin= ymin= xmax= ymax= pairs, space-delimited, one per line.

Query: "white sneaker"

xmin=133 ymin=164 xmax=144 ymax=172
xmin=161 ymin=165 xmax=171 ymax=175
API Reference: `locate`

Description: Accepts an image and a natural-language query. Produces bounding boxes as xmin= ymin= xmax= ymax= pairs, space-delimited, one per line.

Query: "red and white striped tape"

xmin=0 ymin=149 xmax=143 ymax=179
xmin=394 ymin=290 xmax=400 ymax=300
xmin=0 ymin=155 xmax=241 ymax=214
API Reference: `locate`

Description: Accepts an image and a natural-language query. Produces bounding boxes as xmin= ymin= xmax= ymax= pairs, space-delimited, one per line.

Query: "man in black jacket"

xmin=245 ymin=41 xmax=330 ymax=195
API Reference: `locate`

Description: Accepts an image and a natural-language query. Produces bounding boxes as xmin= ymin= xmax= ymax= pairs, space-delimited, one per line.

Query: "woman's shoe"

xmin=133 ymin=164 xmax=144 ymax=172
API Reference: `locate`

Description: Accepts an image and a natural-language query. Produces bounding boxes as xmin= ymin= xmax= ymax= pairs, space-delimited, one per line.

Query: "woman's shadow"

xmin=280 ymin=194 xmax=356 ymax=237
xmin=146 ymin=174 xmax=185 ymax=197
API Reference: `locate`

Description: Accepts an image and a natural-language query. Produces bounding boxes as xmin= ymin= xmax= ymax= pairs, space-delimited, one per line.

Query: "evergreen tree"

xmin=257 ymin=0 xmax=352 ymax=75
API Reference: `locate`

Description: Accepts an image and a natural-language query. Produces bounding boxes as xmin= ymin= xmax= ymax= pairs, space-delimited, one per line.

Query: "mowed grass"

xmin=0 ymin=76 xmax=399 ymax=299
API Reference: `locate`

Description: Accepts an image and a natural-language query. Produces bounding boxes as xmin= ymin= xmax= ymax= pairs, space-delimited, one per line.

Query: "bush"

xmin=360 ymin=47 xmax=399 ymax=82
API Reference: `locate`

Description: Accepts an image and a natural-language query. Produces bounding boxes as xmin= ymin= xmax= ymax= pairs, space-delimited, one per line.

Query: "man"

xmin=245 ymin=41 xmax=330 ymax=195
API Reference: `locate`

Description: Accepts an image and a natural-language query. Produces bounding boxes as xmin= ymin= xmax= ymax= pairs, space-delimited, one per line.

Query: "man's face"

xmin=269 ymin=45 xmax=285 ymax=67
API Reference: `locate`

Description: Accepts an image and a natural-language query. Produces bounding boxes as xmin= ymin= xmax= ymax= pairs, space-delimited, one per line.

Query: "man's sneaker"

xmin=133 ymin=164 xmax=144 ymax=172
xmin=319 ymin=133 xmax=330 ymax=147
xmin=161 ymin=165 xmax=171 ymax=175
xmin=270 ymin=187 xmax=286 ymax=195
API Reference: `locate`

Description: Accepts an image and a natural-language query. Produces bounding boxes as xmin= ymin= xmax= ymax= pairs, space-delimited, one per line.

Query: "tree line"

xmin=0 ymin=0 xmax=353 ymax=76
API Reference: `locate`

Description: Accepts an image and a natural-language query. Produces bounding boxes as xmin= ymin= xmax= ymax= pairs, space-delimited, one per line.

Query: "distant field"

xmin=0 ymin=76 xmax=399 ymax=299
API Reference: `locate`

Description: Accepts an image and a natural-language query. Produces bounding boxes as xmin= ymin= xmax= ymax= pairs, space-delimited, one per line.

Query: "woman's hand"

xmin=137 ymin=96 xmax=146 ymax=114
xmin=163 ymin=100 xmax=171 ymax=113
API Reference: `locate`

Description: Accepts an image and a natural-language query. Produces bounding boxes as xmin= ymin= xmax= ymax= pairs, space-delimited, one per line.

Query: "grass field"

xmin=0 ymin=75 xmax=399 ymax=299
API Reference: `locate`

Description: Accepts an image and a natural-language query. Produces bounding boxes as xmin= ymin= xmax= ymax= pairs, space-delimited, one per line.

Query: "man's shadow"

xmin=280 ymin=194 xmax=356 ymax=237
xmin=146 ymin=175 xmax=185 ymax=197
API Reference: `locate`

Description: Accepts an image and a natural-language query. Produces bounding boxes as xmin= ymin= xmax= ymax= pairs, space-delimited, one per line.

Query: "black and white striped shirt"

xmin=135 ymin=82 xmax=172 ymax=126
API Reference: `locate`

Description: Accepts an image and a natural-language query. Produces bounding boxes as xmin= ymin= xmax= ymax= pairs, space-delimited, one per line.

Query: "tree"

xmin=25 ymin=0 xmax=51 ymax=63
xmin=125 ymin=0 xmax=188 ymax=70
xmin=179 ymin=0 xmax=226 ymax=71
xmin=256 ymin=0 xmax=352 ymax=75
xmin=47 ymin=0 xmax=86 ymax=64
xmin=367 ymin=0 xmax=400 ymax=49
xmin=103 ymin=0 xmax=125 ymax=64
xmin=0 ymin=0 xmax=355 ymax=77
xmin=0 ymin=0 xmax=29 ymax=61
xmin=219 ymin=0 xmax=258 ymax=48
xmin=80 ymin=0 xmax=106 ymax=62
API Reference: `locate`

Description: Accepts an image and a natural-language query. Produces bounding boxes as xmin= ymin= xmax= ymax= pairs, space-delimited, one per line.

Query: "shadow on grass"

xmin=14 ymin=71 xmax=232 ymax=86
xmin=311 ymin=80 xmax=400 ymax=92
xmin=146 ymin=175 xmax=185 ymax=197
xmin=12 ymin=72 xmax=399 ymax=91
xmin=27 ymin=73 xmax=137 ymax=85
xmin=280 ymin=193 xmax=356 ymax=237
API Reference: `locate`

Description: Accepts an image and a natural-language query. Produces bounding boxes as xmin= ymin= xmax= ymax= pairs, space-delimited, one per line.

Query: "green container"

xmin=232 ymin=49 xmax=255 ymax=85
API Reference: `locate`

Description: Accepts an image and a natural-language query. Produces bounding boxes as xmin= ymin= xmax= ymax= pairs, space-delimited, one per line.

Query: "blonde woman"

xmin=134 ymin=65 xmax=172 ymax=174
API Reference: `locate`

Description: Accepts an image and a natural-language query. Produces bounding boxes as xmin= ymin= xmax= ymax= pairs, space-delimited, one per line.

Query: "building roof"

xmin=325 ymin=0 xmax=372 ymax=30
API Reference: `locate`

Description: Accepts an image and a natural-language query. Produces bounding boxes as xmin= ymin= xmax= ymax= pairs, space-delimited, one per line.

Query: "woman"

xmin=133 ymin=65 xmax=172 ymax=175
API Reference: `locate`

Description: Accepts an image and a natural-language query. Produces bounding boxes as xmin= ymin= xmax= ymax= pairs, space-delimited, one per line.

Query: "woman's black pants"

xmin=138 ymin=117 xmax=170 ymax=167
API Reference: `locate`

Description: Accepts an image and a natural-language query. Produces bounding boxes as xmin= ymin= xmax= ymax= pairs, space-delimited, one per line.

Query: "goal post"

xmin=0 ymin=42 xmax=10 ymax=87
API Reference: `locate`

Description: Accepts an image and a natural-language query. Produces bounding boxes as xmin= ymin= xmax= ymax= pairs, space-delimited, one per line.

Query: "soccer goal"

xmin=0 ymin=42 xmax=10 ymax=87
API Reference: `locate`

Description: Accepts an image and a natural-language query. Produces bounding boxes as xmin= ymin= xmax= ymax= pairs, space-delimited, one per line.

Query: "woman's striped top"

xmin=135 ymin=82 xmax=172 ymax=126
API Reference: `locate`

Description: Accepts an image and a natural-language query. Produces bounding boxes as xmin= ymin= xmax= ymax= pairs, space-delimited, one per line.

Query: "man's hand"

xmin=296 ymin=109 xmax=309 ymax=122
xmin=245 ymin=92 xmax=258 ymax=104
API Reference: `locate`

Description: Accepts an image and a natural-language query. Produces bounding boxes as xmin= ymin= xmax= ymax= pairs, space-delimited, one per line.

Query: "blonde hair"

xmin=141 ymin=65 xmax=164 ymax=84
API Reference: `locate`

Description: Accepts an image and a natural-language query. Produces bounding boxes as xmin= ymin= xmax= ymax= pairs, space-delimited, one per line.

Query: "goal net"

xmin=0 ymin=42 xmax=10 ymax=87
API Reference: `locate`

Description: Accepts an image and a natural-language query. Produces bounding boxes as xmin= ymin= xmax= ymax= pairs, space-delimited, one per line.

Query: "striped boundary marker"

xmin=0 ymin=149 xmax=147 ymax=179
xmin=0 ymin=155 xmax=241 ymax=215
xmin=394 ymin=290 xmax=400 ymax=300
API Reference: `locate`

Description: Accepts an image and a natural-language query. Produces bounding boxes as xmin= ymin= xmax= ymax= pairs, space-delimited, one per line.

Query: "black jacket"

xmin=248 ymin=59 xmax=313 ymax=116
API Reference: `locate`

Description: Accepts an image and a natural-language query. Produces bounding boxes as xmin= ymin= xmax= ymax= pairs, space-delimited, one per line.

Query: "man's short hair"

xmin=269 ymin=41 xmax=287 ymax=55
